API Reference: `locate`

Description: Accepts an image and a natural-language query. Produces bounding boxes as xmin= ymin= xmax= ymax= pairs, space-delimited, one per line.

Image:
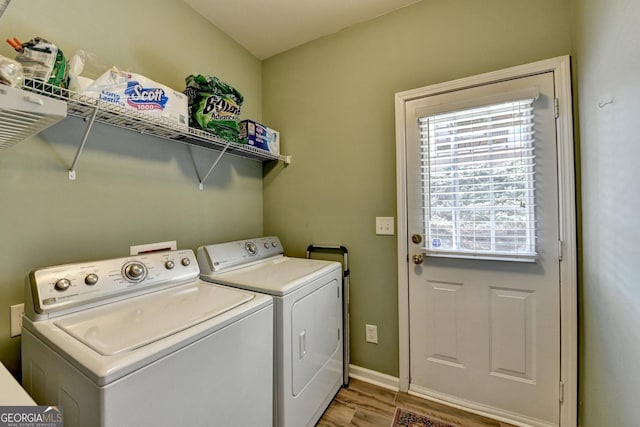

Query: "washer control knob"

xmin=55 ymin=278 xmax=71 ymax=291
xmin=165 ymin=260 xmax=175 ymax=270
xmin=84 ymin=274 xmax=99 ymax=286
xmin=181 ymin=258 xmax=191 ymax=267
xmin=271 ymin=241 xmax=278 ymax=248
xmin=124 ymin=263 xmax=146 ymax=282
xmin=264 ymin=242 xmax=270 ymax=249
xmin=245 ymin=242 xmax=258 ymax=255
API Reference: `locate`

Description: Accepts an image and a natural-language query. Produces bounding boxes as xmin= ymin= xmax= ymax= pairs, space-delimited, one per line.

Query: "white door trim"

xmin=394 ymin=55 xmax=577 ymax=427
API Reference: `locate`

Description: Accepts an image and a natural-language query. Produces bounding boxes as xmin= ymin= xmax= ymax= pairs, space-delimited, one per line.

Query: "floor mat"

xmin=391 ymin=407 xmax=457 ymax=427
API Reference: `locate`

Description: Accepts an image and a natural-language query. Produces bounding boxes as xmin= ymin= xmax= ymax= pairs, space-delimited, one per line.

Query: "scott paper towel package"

xmin=84 ymin=67 xmax=188 ymax=129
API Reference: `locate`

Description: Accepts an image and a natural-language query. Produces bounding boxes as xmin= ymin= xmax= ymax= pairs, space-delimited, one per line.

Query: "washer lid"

xmin=54 ymin=281 xmax=254 ymax=355
xmin=204 ymin=257 xmax=340 ymax=296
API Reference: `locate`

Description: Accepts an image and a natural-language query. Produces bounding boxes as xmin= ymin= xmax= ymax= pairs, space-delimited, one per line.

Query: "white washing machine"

xmin=197 ymin=236 xmax=344 ymax=427
xmin=21 ymin=249 xmax=274 ymax=427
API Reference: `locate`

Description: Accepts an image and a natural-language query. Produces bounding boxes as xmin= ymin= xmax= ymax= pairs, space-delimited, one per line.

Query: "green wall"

xmin=4 ymin=1 xmax=635 ymax=425
xmin=0 ymin=0 xmax=263 ymax=375
xmin=573 ymin=0 xmax=640 ymax=424
xmin=262 ymin=0 xmax=573 ymax=376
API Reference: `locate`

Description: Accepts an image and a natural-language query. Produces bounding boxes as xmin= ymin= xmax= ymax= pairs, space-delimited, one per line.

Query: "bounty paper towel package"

xmin=84 ymin=67 xmax=188 ymax=129
xmin=184 ymin=75 xmax=243 ymax=143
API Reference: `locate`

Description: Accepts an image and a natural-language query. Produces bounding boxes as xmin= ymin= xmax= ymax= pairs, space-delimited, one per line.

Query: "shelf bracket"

xmin=189 ymin=140 xmax=233 ymax=190
xmin=68 ymin=106 xmax=99 ymax=180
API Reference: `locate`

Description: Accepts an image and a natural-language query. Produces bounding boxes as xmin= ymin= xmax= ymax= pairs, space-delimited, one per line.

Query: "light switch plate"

xmin=375 ymin=217 xmax=394 ymax=235
xmin=365 ymin=324 xmax=378 ymax=344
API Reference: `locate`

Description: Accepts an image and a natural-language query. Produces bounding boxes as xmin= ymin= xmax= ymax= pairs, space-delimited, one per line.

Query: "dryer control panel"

xmin=197 ymin=236 xmax=283 ymax=274
xmin=26 ymin=250 xmax=200 ymax=319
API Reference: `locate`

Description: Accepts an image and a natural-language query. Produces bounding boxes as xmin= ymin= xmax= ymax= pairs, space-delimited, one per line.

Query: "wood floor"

xmin=317 ymin=378 xmax=517 ymax=427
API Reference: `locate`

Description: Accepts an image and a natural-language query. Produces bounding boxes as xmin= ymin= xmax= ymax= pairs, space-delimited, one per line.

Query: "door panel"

xmin=489 ymin=287 xmax=535 ymax=381
xmin=429 ymin=281 xmax=462 ymax=366
xmin=406 ymin=72 xmax=560 ymax=425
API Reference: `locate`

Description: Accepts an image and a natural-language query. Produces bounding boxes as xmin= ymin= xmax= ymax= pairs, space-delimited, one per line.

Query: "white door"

xmin=405 ymin=72 xmax=560 ymax=426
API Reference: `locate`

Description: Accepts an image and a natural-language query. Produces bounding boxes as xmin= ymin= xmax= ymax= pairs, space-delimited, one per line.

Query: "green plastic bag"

xmin=184 ymin=75 xmax=244 ymax=143
xmin=15 ymin=37 xmax=68 ymax=88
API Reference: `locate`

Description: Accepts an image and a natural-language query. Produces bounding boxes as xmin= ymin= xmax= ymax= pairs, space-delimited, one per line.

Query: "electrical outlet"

xmin=365 ymin=324 xmax=378 ymax=344
xmin=375 ymin=217 xmax=394 ymax=235
xmin=10 ymin=303 xmax=24 ymax=338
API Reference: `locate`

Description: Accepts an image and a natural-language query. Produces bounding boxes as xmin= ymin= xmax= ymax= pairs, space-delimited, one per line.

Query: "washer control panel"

xmin=197 ymin=236 xmax=283 ymax=274
xmin=28 ymin=249 xmax=199 ymax=316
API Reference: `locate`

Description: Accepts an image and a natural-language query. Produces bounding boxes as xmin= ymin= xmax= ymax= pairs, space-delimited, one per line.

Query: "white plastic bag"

xmin=0 ymin=54 xmax=23 ymax=87
xmin=68 ymin=50 xmax=108 ymax=93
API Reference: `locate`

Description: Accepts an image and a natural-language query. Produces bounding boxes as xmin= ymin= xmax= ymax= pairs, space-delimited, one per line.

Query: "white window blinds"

xmin=419 ymin=97 xmax=537 ymax=261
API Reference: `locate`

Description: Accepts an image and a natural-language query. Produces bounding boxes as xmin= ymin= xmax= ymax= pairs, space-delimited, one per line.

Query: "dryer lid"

xmin=54 ymin=281 xmax=254 ymax=355
xmin=205 ymin=257 xmax=340 ymax=296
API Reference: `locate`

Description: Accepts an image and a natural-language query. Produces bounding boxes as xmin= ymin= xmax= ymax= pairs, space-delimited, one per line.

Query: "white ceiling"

xmin=183 ymin=0 xmax=422 ymax=60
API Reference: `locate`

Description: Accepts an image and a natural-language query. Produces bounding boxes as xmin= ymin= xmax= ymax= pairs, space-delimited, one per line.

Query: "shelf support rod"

xmin=187 ymin=146 xmax=203 ymax=183
xmin=198 ymin=140 xmax=232 ymax=190
xmin=68 ymin=106 xmax=99 ymax=180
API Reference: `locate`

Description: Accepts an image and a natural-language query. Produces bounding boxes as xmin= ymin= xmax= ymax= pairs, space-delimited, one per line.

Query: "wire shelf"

xmin=0 ymin=84 xmax=67 ymax=151
xmin=20 ymin=79 xmax=285 ymax=163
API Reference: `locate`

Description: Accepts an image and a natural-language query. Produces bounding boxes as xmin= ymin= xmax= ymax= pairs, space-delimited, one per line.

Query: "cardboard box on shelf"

xmin=239 ymin=119 xmax=279 ymax=155
xmin=266 ymin=127 xmax=279 ymax=156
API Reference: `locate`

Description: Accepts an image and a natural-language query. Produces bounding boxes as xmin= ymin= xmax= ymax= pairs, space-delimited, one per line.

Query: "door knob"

xmin=412 ymin=253 xmax=424 ymax=265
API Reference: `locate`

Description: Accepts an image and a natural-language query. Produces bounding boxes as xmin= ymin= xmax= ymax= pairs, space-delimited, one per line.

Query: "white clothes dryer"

xmin=197 ymin=236 xmax=344 ymax=427
xmin=22 ymin=249 xmax=273 ymax=427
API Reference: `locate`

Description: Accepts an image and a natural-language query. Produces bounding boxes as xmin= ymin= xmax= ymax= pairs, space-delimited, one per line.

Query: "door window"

xmin=419 ymin=96 xmax=537 ymax=262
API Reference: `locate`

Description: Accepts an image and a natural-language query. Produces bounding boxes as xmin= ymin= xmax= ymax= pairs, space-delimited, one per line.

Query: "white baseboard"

xmin=348 ymin=364 xmax=400 ymax=392
xmin=408 ymin=384 xmax=555 ymax=427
